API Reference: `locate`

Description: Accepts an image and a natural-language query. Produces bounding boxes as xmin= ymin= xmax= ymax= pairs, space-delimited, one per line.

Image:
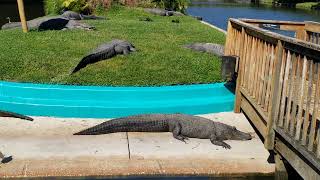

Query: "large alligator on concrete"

xmin=71 ymin=39 xmax=136 ymax=74
xmin=74 ymin=113 xmax=252 ymax=149
xmin=0 ymin=110 xmax=33 ymax=121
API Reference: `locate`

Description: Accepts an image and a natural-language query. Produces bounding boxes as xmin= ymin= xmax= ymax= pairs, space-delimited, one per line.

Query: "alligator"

xmin=74 ymin=113 xmax=252 ymax=149
xmin=61 ymin=11 xmax=106 ymax=20
xmin=0 ymin=110 xmax=33 ymax=121
xmin=184 ymin=43 xmax=225 ymax=57
xmin=144 ymin=8 xmax=184 ymax=16
xmin=71 ymin=39 xmax=136 ymax=74
xmin=0 ymin=151 xmax=12 ymax=164
xmin=1 ymin=16 xmax=95 ymax=31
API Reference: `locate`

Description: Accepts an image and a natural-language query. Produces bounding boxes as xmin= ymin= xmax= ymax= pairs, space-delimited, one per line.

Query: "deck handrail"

xmin=225 ymin=18 xmax=320 ymax=178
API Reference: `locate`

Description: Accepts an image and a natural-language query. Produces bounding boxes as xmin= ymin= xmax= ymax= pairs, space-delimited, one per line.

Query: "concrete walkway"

xmin=0 ymin=112 xmax=274 ymax=178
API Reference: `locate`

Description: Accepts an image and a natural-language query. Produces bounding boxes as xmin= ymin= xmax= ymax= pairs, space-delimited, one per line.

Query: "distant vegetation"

xmin=44 ymin=0 xmax=189 ymax=14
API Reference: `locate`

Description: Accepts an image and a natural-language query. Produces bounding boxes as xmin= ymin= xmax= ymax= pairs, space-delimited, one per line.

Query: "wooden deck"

xmin=225 ymin=18 xmax=320 ymax=179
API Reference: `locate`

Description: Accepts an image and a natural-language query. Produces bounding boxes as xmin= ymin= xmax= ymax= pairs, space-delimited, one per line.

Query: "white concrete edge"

xmin=201 ymin=21 xmax=227 ymax=34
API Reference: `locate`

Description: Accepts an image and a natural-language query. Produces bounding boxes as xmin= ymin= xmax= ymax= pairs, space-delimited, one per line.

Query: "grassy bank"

xmin=0 ymin=7 xmax=225 ymax=86
xmin=296 ymin=2 xmax=318 ymax=11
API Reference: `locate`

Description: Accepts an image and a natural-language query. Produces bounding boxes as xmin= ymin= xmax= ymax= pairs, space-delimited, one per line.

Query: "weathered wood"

xmin=221 ymin=56 xmax=237 ymax=81
xmin=276 ymin=129 xmax=320 ymax=174
xmin=241 ymin=93 xmax=267 ymax=137
xmin=289 ymin=53 xmax=299 ymax=136
xmin=224 ymin=21 xmax=233 ymax=55
xmin=234 ymin=27 xmax=246 ymax=113
xmin=295 ymin=56 xmax=308 ymax=140
xmin=307 ymin=63 xmax=320 ymax=151
xmin=301 ymin=61 xmax=314 ymax=145
xmin=258 ymin=42 xmax=268 ymax=105
xmin=284 ymin=51 xmax=296 ymax=132
xmin=275 ymin=153 xmax=288 ymax=180
xmin=264 ymin=40 xmax=284 ymax=150
xmin=305 ymin=21 xmax=320 ymax=34
xmin=17 ymin=0 xmax=28 ymax=32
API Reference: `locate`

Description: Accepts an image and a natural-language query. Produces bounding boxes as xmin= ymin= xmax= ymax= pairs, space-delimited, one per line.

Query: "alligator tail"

xmin=82 ymin=15 xmax=106 ymax=20
xmin=74 ymin=115 xmax=169 ymax=135
xmin=0 ymin=110 xmax=33 ymax=121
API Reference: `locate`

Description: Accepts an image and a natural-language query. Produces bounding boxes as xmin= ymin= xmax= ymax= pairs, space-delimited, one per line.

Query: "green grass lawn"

xmin=0 ymin=6 xmax=225 ymax=86
xmin=296 ymin=2 xmax=318 ymax=10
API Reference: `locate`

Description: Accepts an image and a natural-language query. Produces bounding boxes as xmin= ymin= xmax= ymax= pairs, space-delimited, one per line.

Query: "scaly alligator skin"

xmin=74 ymin=114 xmax=252 ymax=149
xmin=61 ymin=11 xmax=106 ymax=20
xmin=71 ymin=39 xmax=136 ymax=74
xmin=184 ymin=43 xmax=225 ymax=57
xmin=0 ymin=110 xmax=33 ymax=121
xmin=144 ymin=8 xmax=184 ymax=16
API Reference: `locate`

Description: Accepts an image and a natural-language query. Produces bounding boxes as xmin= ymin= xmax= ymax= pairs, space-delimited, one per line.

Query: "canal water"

xmin=187 ymin=0 xmax=320 ymax=30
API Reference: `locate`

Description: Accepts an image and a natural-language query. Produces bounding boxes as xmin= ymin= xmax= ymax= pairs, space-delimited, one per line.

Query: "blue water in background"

xmin=187 ymin=1 xmax=320 ymax=31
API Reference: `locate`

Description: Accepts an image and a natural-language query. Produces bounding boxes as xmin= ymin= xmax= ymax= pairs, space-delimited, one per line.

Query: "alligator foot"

xmin=210 ymin=139 xmax=231 ymax=149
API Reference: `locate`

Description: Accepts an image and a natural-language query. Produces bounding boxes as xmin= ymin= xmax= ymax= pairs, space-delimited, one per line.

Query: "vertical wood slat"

xmin=234 ymin=27 xmax=246 ymax=113
xmin=258 ymin=42 xmax=267 ymax=105
xmin=261 ymin=44 xmax=271 ymax=110
xmin=264 ymin=45 xmax=274 ymax=113
xmin=289 ymin=54 xmax=301 ymax=136
xmin=302 ymin=61 xmax=314 ymax=145
xmin=224 ymin=21 xmax=233 ymax=55
xmin=278 ymin=51 xmax=291 ymax=127
xmin=307 ymin=63 xmax=320 ymax=151
xmin=264 ymin=40 xmax=284 ymax=150
xmin=253 ymin=39 xmax=262 ymax=99
xmin=249 ymin=37 xmax=256 ymax=96
xmin=245 ymin=36 xmax=254 ymax=90
xmin=240 ymin=33 xmax=248 ymax=87
xmin=295 ymin=56 xmax=308 ymax=140
xmin=275 ymin=48 xmax=286 ymax=126
xmin=284 ymin=53 xmax=297 ymax=132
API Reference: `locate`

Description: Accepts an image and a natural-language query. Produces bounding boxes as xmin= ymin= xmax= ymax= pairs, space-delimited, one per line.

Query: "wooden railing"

xmin=225 ymin=18 xmax=320 ymax=179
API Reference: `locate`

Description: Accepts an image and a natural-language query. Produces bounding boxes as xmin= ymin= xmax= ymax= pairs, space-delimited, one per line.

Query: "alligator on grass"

xmin=144 ymin=8 xmax=184 ymax=16
xmin=71 ymin=39 xmax=136 ymax=74
xmin=184 ymin=43 xmax=225 ymax=57
xmin=1 ymin=11 xmax=105 ymax=31
xmin=74 ymin=113 xmax=252 ymax=149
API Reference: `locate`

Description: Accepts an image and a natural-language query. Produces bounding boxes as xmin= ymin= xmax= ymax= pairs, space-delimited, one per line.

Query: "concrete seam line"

xmin=201 ymin=21 xmax=227 ymax=34
xmin=126 ymin=132 xmax=131 ymax=159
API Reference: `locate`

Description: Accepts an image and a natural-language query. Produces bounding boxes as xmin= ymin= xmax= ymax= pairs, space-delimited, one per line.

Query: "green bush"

xmin=152 ymin=0 xmax=189 ymax=13
xmin=44 ymin=0 xmax=92 ymax=14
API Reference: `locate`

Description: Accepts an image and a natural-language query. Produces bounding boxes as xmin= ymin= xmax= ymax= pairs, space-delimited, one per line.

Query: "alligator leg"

xmin=0 ymin=110 xmax=33 ymax=121
xmin=210 ymin=135 xmax=231 ymax=149
xmin=171 ymin=123 xmax=188 ymax=143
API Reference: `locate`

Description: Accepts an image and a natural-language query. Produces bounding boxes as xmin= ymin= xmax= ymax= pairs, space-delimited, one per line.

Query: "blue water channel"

xmin=0 ymin=81 xmax=234 ymax=118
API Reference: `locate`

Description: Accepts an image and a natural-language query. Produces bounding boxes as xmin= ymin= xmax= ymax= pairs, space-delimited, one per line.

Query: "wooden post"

xmin=17 ymin=0 xmax=28 ymax=32
xmin=275 ymin=153 xmax=288 ymax=180
xmin=264 ymin=40 xmax=283 ymax=150
xmin=234 ymin=27 xmax=245 ymax=113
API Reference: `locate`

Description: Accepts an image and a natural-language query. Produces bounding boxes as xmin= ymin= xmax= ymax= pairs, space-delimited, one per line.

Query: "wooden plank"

xmin=275 ymin=49 xmax=286 ymax=127
xmin=17 ymin=0 xmax=28 ymax=33
xmin=230 ymin=18 xmax=320 ymax=62
xmin=289 ymin=54 xmax=300 ymax=136
xmin=305 ymin=21 xmax=320 ymax=34
xmin=261 ymin=44 xmax=271 ymax=110
xmin=249 ymin=37 xmax=257 ymax=96
xmin=284 ymin=52 xmax=296 ymax=132
xmin=240 ymin=33 xmax=248 ymax=87
xmin=224 ymin=21 xmax=233 ymax=55
xmin=307 ymin=63 xmax=320 ymax=151
xmin=234 ymin=28 xmax=246 ymax=113
xmin=254 ymin=39 xmax=263 ymax=99
xmin=264 ymin=44 xmax=275 ymax=113
xmin=275 ymin=137 xmax=320 ymax=179
xmin=258 ymin=42 xmax=268 ymax=105
xmin=264 ymin=40 xmax=284 ymax=150
xmin=278 ymin=51 xmax=291 ymax=128
xmin=241 ymin=94 xmax=267 ymax=137
xmin=241 ymin=87 xmax=268 ymax=122
xmin=302 ymin=61 xmax=314 ymax=145
xmin=295 ymin=56 xmax=308 ymax=140
xmin=240 ymin=18 xmax=305 ymax=26
xmin=275 ymin=153 xmax=288 ymax=180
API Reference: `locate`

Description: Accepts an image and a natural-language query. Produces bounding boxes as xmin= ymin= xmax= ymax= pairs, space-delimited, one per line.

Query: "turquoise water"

xmin=0 ymin=81 xmax=234 ymax=118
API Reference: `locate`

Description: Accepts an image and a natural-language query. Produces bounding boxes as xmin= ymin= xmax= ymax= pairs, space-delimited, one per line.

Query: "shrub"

xmin=44 ymin=0 xmax=93 ymax=14
xmin=152 ymin=0 xmax=189 ymax=13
